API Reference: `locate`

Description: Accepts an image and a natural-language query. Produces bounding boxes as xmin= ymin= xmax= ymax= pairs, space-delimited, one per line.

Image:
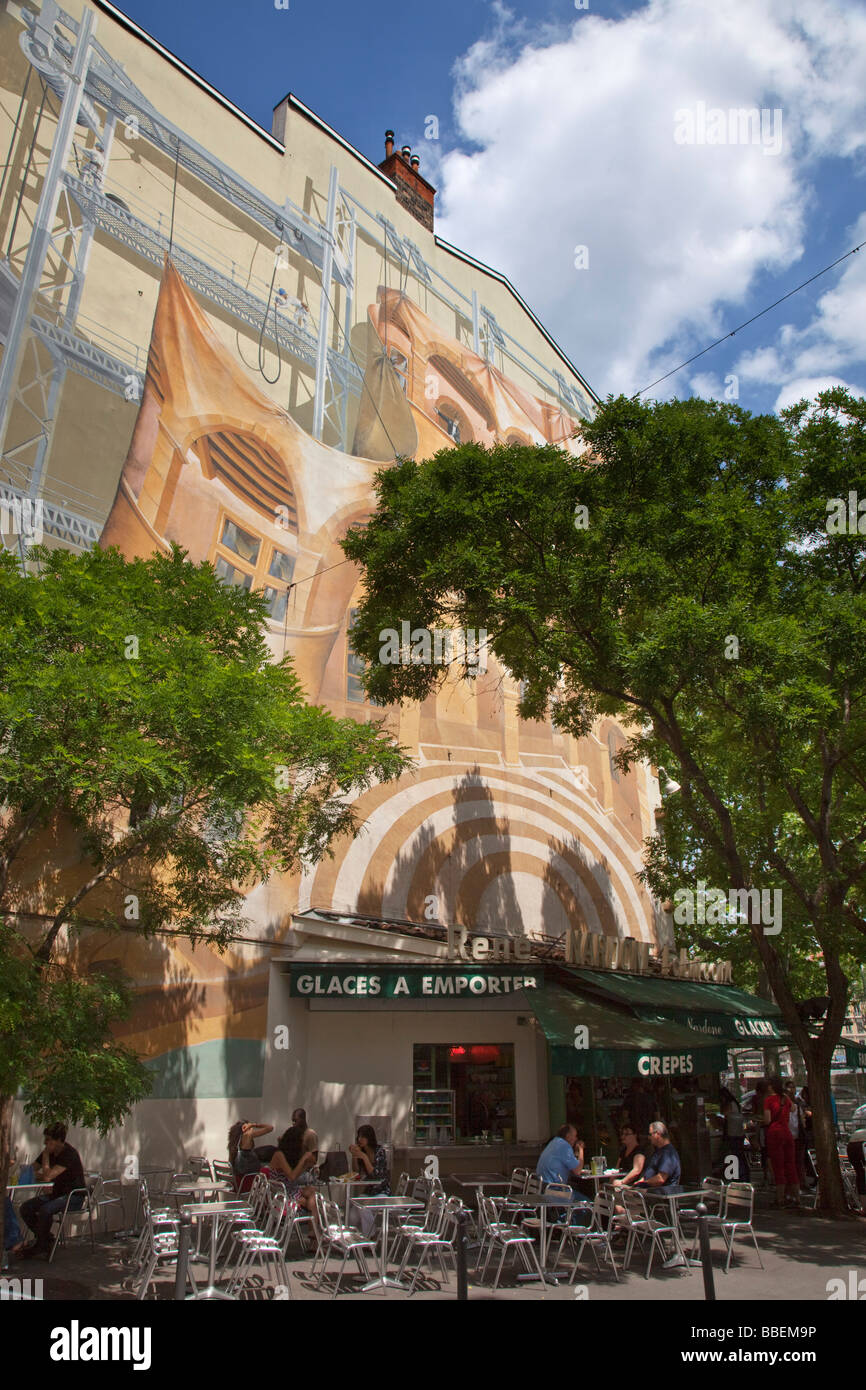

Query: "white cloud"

xmin=735 ymin=212 xmax=866 ymax=402
xmin=774 ymin=376 xmax=866 ymax=412
xmin=436 ymin=0 xmax=866 ymax=402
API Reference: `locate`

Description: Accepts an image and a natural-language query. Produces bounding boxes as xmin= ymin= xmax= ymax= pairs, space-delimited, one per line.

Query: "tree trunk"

xmin=804 ymin=1048 xmax=847 ymax=1214
xmin=0 ymin=1091 xmax=14 ymax=1214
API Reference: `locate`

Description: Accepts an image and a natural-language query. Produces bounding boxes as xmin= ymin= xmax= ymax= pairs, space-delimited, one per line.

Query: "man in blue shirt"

xmin=636 ymin=1122 xmax=682 ymax=1190
xmin=536 ymin=1125 xmax=585 ymax=1185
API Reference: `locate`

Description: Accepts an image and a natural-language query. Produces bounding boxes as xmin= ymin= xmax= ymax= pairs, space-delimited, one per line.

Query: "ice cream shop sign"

xmin=288 ymin=967 xmax=539 ymax=998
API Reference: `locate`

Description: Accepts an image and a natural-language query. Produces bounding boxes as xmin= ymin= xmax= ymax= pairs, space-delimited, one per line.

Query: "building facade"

xmin=1 ymin=0 xmax=673 ymax=1165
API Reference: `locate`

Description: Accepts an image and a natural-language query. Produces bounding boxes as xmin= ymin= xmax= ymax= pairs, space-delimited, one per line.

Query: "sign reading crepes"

xmin=289 ymin=968 xmax=539 ymax=999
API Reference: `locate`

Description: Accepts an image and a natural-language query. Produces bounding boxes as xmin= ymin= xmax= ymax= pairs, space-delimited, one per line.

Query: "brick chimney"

xmin=378 ymin=130 xmax=436 ymax=232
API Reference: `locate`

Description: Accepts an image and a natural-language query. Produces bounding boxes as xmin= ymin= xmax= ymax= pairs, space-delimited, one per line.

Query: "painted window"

xmin=211 ymin=513 xmax=296 ymax=623
xmin=347 ymin=608 xmax=366 ymax=702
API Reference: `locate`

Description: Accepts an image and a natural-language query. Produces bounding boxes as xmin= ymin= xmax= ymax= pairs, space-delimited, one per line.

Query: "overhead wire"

xmin=632 ymin=237 xmax=866 ymax=399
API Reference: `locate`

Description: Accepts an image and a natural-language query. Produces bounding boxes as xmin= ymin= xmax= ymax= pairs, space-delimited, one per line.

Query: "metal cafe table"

xmin=640 ymin=1186 xmax=707 ymax=1268
xmin=498 ymin=1191 xmax=593 ymax=1283
xmin=180 ymin=1199 xmax=251 ymax=1299
xmin=328 ymin=1176 xmax=383 ymax=1222
xmin=350 ymin=1195 xmax=424 ymax=1293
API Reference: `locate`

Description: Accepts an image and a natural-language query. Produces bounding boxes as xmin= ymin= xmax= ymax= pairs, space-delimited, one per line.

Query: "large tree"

xmin=0 ymin=543 xmax=407 ymax=1193
xmin=343 ymin=388 xmax=866 ymax=1214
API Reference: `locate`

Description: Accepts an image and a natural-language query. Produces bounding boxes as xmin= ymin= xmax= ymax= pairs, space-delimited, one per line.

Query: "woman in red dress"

xmin=763 ymin=1076 xmax=800 ymax=1208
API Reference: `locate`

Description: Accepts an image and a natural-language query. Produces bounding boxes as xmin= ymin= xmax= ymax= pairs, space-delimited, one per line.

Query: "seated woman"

xmin=228 ymin=1120 xmax=273 ymax=1184
xmin=616 ymin=1124 xmax=646 ymax=1186
xmin=270 ymin=1123 xmax=318 ymax=1223
xmin=348 ymin=1125 xmax=390 ymax=1237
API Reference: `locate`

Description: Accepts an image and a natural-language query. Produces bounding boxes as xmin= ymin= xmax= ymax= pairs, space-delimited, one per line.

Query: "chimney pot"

xmin=411 ymin=154 xmax=420 ymax=171
xmin=401 ymin=144 xmax=412 ymax=161
xmin=384 ymin=129 xmax=395 ymax=157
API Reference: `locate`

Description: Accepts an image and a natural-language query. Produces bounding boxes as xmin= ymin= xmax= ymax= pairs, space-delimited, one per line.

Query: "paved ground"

xmin=5 ymin=1205 xmax=864 ymax=1303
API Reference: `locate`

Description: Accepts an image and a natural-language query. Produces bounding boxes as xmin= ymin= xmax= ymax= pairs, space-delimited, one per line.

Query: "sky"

xmin=107 ymin=0 xmax=866 ymax=416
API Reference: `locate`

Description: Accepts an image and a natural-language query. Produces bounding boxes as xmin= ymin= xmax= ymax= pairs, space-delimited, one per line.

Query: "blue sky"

xmin=109 ymin=0 xmax=866 ymax=415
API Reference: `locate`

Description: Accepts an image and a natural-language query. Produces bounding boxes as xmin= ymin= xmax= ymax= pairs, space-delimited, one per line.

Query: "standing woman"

xmin=763 ymin=1077 xmax=800 ymax=1209
xmin=719 ymin=1087 xmax=749 ymax=1182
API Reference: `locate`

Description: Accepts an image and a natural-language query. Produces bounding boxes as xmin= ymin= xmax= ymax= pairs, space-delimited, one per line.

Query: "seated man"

xmin=635 ymin=1122 xmax=682 ymax=1191
xmin=19 ymin=1123 xmax=86 ymax=1260
xmin=535 ymin=1125 xmax=590 ymax=1227
xmin=536 ymin=1124 xmax=585 ymax=1186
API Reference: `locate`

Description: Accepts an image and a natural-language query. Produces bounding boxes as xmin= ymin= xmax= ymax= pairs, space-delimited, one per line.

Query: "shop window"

xmin=413 ymin=1043 xmax=515 ymax=1142
xmin=211 ymin=512 xmax=296 ymax=624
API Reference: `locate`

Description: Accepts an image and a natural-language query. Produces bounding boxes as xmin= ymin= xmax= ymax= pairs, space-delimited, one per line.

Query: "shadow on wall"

xmin=11 ymin=933 xmax=209 ymax=1174
xmin=359 ymin=768 xmax=527 ymax=937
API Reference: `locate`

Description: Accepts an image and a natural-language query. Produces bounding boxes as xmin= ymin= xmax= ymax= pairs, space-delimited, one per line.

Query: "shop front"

xmin=261 ymin=925 xmax=554 ymax=1177
xmin=262 ymin=913 xmax=791 ymax=1184
xmin=531 ymin=968 xmax=789 ymax=1180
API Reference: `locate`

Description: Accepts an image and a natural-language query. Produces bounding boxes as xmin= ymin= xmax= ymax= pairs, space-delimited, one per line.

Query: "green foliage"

xmin=0 ymin=544 xmax=407 ymax=950
xmin=343 ymin=391 xmax=866 ymax=1036
xmin=0 ymin=543 xmax=408 ymax=1134
xmin=0 ymin=919 xmax=151 ymax=1132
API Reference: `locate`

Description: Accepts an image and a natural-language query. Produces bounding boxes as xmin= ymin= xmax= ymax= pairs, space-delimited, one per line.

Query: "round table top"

xmin=351 ymin=1195 xmax=424 ymax=1208
xmin=179 ymin=1200 xmax=250 ymax=1216
xmin=171 ymin=1179 xmax=233 ymax=1193
xmin=506 ymin=1191 xmax=589 ymax=1208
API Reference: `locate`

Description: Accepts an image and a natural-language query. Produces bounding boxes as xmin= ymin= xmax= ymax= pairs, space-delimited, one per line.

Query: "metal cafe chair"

xmin=48 ymin=1182 xmax=96 ymax=1262
xmin=396 ymin=1195 xmax=462 ymax=1295
xmin=554 ymin=1189 xmax=621 ymax=1283
xmin=311 ymin=1194 xmax=378 ymax=1299
xmin=92 ymin=1174 xmax=125 ymax=1234
xmin=128 ymin=1181 xmax=179 ymax=1275
xmin=225 ymin=1188 xmax=291 ymax=1299
xmin=621 ymin=1187 xmax=690 ymax=1279
xmin=188 ymin=1155 xmax=214 ymax=1181
xmin=718 ymin=1182 xmax=763 ymax=1272
xmin=666 ymin=1176 xmax=726 ymax=1239
xmin=476 ymin=1195 xmax=545 ymax=1290
xmin=135 ymin=1207 xmax=199 ymax=1300
xmin=519 ymin=1180 xmax=574 ymax=1262
xmin=390 ymin=1188 xmax=446 ymax=1263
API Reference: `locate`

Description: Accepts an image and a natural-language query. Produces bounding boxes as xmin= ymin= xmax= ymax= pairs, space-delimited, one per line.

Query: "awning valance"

xmin=530 ymin=983 xmax=731 ymax=1077
xmin=562 ymin=967 xmax=789 ymax=1045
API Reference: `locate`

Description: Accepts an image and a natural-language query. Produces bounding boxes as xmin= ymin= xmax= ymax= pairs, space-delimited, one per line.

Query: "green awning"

xmin=530 ymin=983 xmax=731 ymax=1077
xmin=844 ymin=1039 xmax=866 ymax=1070
xmin=563 ymin=967 xmax=789 ymax=1045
